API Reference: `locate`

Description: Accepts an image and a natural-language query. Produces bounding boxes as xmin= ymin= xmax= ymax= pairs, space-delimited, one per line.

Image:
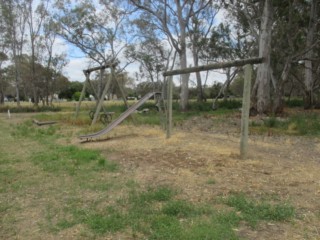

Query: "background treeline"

xmin=0 ymin=0 xmax=319 ymax=114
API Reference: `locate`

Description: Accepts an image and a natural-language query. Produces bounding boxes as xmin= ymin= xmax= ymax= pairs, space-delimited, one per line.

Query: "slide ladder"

xmin=79 ymin=92 xmax=160 ymax=140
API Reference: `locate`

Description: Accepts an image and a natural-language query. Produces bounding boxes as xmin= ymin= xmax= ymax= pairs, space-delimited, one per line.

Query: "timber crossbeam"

xmin=163 ymin=57 xmax=263 ymax=77
xmin=83 ymin=62 xmax=118 ymax=74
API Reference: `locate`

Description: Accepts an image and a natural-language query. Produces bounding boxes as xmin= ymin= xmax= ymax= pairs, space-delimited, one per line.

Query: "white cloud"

xmin=64 ymin=57 xmax=90 ymax=82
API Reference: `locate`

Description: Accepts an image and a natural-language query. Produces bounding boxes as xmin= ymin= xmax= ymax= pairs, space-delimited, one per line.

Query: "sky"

xmin=53 ymin=3 xmax=228 ymax=86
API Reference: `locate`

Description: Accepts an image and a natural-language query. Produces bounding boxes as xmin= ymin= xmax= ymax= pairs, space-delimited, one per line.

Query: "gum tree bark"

xmin=251 ymin=0 xmax=273 ymax=114
xmin=304 ymin=0 xmax=318 ymax=109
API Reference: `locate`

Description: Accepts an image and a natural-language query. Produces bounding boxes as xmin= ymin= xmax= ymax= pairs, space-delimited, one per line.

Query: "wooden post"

xmin=166 ymin=76 xmax=173 ymax=139
xmin=116 ymin=74 xmax=129 ymax=109
xmin=75 ymin=72 xmax=89 ymax=118
xmin=91 ymin=68 xmax=113 ymax=125
xmin=240 ymin=64 xmax=252 ymax=159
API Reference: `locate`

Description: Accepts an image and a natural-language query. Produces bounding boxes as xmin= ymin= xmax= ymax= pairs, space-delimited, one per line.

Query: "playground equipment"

xmin=88 ymin=110 xmax=114 ymax=125
xmin=75 ymin=62 xmax=130 ymax=126
xmin=33 ymin=119 xmax=57 ymax=126
xmin=163 ymin=57 xmax=263 ymax=159
xmin=79 ymin=92 xmax=161 ymax=140
xmin=78 ymin=57 xmax=263 ymax=159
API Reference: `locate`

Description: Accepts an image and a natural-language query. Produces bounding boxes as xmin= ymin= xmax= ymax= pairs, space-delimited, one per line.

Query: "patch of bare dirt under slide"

xmin=79 ymin=121 xmax=320 ymax=240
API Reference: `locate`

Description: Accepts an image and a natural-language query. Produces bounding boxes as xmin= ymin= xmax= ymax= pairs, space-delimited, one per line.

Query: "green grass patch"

xmin=86 ymin=211 xmax=128 ymax=234
xmin=149 ymin=215 xmax=183 ymax=240
xmin=12 ymin=120 xmax=58 ymax=140
xmin=1 ymin=115 xmax=300 ymax=239
xmin=129 ymin=186 xmax=175 ymax=205
xmin=162 ymin=200 xmax=195 ymax=217
xmin=206 ymin=179 xmax=216 ymax=185
xmin=251 ymin=112 xmax=320 ymax=136
xmin=31 ymin=145 xmax=117 ymax=175
xmin=217 ymin=99 xmax=242 ymax=109
xmin=58 ymin=186 xmax=242 ymax=239
xmin=10 ymin=120 xmax=118 ymax=175
xmin=288 ymin=113 xmax=320 ymax=135
xmin=225 ymin=193 xmax=295 ymax=227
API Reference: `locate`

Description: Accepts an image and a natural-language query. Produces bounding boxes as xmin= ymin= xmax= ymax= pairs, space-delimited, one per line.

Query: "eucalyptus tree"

xmin=0 ymin=0 xmax=28 ymax=106
xmin=186 ymin=1 xmax=219 ymax=102
xmin=125 ymin=9 xmax=177 ymax=93
xmin=126 ymin=40 xmax=166 ymax=84
xmin=129 ymin=0 xmax=213 ymax=111
xmin=53 ymin=0 xmax=132 ymax=99
xmin=26 ymin=0 xmax=51 ymax=106
xmin=0 ymin=7 xmax=9 ymax=104
xmin=225 ymin=0 xmax=319 ymax=114
xmin=0 ymin=52 xmax=8 ymax=104
xmin=252 ymin=0 xmax=273 ymax=114
xmin=304 ymin=0 xmax=319 ymax=109
xmin=202 ymin=22 xmax=251 ymax=108
xmin=38 ymin=18 xmax=68 ymax=106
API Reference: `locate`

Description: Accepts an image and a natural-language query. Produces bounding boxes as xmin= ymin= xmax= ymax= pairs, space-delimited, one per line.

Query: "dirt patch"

xmin=78 ymin=121 xmax=320 ymax=240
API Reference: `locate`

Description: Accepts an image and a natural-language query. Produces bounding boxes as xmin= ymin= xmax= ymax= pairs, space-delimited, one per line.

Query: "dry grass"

xmin=1 ymin=111 xmax=320 ymax=239
xmin=78 ymin=123 xmax=320 ymax=239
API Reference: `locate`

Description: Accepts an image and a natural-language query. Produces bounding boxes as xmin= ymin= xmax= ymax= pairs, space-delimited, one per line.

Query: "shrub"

xmin=218 ymin=99 xmax=242 ymax=109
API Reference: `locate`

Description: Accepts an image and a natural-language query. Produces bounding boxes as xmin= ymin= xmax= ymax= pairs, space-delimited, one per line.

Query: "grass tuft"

xmin=86 ymin=212 xmax=128 ymax=234
xmin=149 ymin=215 xmax=183 ymax=240
xmin=162 ymin=200 xmax=195 ymax=218
xmin=225 ymin=193 xmax=295 ymax=227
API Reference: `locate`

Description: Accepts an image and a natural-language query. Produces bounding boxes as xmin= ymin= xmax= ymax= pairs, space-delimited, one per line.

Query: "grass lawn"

xmin=1 ymin=100 xmax=320 ymax=239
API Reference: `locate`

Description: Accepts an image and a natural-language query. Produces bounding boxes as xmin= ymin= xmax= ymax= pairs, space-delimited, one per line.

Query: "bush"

xmin=285 ymin=98 xmax=304 ymax=108
xmin=0 ymin=106 xmax=61 ymax=113
xmin=218 ymin=99 xmax=242 ymax=109
xmin=72 ymin=91 xmax=82 ymax=101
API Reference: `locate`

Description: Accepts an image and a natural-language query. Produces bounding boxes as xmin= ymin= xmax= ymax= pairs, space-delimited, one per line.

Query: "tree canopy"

xmin=0 ymin=0 xmax=319 ymax=113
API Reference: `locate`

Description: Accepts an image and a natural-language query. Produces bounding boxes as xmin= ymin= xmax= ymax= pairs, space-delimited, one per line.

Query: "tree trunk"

xmin=192 ymin=46 xmax=204 ymax=102
xmin=252 ymin=0 xmax=273 ymax=114
xmin=12 ymin=26 xmax=21 ymax=107
xmin=0 ymin=79 xmax=4 ymax=104
xmin=176 ymin=0 xmax=189 ymax=111
xmin=272 ymin=58 xmax=291 ymax=114
xmin=223 ymin=69 xmax=231 ymax=101
xmin=304 ymin=0 xmax=318 ymax=109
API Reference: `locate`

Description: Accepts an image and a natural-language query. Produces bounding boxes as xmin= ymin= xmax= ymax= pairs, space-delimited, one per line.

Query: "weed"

xmin=162 ymin=200 xmax=195 ymax=218
xmin=206 ymin=179 xmax=216 ymax=185
xmin=129 ymin=186 xmax=175 ymax=206
xmin=263 ymin=117 xmax=282 ymax=128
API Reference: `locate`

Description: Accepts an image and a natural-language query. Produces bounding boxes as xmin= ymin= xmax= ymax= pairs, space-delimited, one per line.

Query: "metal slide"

xmin=79 ymin=92 xmax=160 ymax=140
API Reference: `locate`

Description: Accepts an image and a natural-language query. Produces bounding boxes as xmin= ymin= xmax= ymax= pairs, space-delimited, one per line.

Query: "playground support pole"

xmin=166 ymin=76 xmax=173 ymax=139
xmin=75 ymin=72 xmax=90 ymax=118
xmin=91 ymin=68 xmax=113 ymax=125
xmin=240 ymin=64 xmax=252 ymax=159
